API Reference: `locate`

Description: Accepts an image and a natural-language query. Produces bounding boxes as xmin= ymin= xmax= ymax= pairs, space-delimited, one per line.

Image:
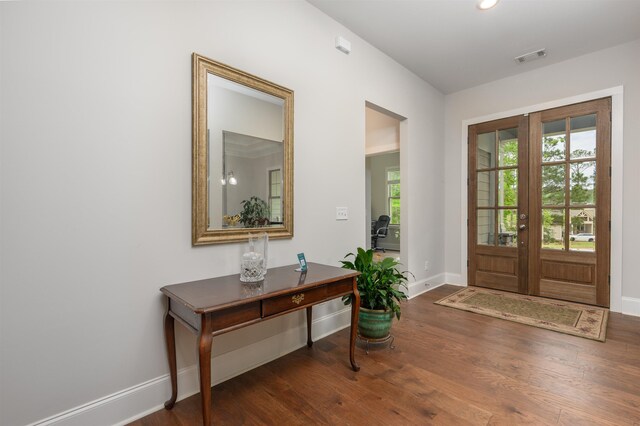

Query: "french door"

xmin=468 ymin=98 xmax=611 ymax=307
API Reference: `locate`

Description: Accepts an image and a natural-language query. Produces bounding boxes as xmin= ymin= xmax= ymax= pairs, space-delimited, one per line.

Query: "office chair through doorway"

xmin=371 ymin=215 xmax=390 ymax=252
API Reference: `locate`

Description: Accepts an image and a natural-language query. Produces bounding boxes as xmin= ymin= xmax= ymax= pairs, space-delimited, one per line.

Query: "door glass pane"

xmin=542 ymin=209 xmax=565 ymax=250
xmin=570 ymin=208 xmax=595 ymax=252
xmin=498 ymin=169 xmax=517 ymax=207
xmin=477 ymin=209 xmax=495 ymax=246
xmin=570 ymin=114 xmax=596 ymax=160
xmin=477 ymin=132 xmax=495 ymax=169
xmin=498 ymin=209 xmax=517 ymax=247
xmin=570 ymin=161 xmax=596 ymax=205
xmin=542 ymin=164 xmax=565 ymax=205
xmin=498 ymin=128 xmax=518 ymax=167
xmin=477 ymin=171 xmax=495 ymax=207
xmin=542 ymin=119 xmax=566 ymax=162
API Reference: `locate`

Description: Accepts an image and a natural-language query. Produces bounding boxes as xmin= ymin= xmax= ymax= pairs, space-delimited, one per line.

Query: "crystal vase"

xmin=240 ymin=232 xmax=268 ymax=282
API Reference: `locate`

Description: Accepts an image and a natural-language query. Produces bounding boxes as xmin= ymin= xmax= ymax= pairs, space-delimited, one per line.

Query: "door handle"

xmin=519 ymin=224 xmax=526 ymax=231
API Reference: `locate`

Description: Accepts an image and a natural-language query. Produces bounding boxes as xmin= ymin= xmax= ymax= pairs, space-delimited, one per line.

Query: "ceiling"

xmin=308 ymin=0 xmax=640 ymax=94
xmin=224 ymin=132 xmax=282 ymax=159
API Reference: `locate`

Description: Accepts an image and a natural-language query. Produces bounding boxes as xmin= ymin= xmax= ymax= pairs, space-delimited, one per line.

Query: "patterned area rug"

xmin=435 ymin=287 xmax=609 ymax=341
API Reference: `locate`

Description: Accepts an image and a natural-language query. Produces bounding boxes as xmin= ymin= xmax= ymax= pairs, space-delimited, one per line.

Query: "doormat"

xmin=435 ymin=287 xmax=608 ymax=342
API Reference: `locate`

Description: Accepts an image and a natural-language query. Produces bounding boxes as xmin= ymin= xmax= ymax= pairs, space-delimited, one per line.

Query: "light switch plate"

xmin=336 ymin=207 xmax=348 ymax=220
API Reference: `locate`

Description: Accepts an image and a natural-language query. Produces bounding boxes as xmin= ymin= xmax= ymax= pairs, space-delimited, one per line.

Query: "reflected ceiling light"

xmin=227 ymin=171 xmax=237 ymax=186
xmin=221 ymin=171 xmax=237 ymax=186
xmin=477 ymin=0 xmax=499 ymax=10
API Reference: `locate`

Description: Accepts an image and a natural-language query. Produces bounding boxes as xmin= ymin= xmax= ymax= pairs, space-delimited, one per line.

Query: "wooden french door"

xmin=469 ymin=115 xmax=529 ymax=294
xmin=468 ymin=98 xmax=611 ymax=307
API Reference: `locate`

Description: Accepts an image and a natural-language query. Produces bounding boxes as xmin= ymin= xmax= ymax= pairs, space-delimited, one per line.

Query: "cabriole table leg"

xmin=163 ymin=304 xmax=178 ymax=409
xmin=198 ymin=317 xmax=213 ymax=425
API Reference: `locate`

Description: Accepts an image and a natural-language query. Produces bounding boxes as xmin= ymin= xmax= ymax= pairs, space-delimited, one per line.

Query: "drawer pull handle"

xmin=292 ymin=294 xmax=305 ymax=305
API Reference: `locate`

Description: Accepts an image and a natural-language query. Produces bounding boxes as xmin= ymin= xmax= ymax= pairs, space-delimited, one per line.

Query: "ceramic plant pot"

xmin=358 ymin=307 xmax=394 ymax=339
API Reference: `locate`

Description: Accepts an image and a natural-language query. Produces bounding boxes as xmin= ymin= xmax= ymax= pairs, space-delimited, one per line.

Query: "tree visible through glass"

xmin=541 ymin=115 xmax=596 ymax=251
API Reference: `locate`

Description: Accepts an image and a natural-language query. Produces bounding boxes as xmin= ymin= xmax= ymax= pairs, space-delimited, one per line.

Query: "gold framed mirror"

xmin=192 ymin=53 xmax=293 ymax=245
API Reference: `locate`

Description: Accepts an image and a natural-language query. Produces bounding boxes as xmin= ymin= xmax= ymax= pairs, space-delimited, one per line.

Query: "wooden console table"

xmin=161 ymin=263 xmax=361 ymax=425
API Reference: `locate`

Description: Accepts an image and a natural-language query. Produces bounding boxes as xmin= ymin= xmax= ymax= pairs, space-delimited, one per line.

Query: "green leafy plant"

xmin=340 ymin=247 xmax=411 ymax=320
xmin=239 ymin=196 xmax=270 ymax=228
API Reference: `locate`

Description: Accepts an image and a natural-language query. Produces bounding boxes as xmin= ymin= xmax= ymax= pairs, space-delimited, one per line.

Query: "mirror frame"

xmin=192 ymin=53 xmax=294 ymax=245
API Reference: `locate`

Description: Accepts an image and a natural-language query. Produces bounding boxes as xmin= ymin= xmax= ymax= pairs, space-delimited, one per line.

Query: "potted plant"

xmin=341 ymin=247 xmax=411 ymax=340
xmin=239 ymin=196 xmax=270 ymax=228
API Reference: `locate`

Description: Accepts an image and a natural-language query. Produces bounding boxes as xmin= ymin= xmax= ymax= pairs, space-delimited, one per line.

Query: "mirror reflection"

xmin=207 ymin=72 xmax=285 ymax=229
xmin=192 ymin=53 xmax=293 ymax=245
xmin=219 ymin=132 xmax=284 ymax=228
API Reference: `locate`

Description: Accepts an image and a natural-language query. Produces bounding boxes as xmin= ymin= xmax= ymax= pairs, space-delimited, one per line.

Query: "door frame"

xmin=458 ymin=86 xmax=624 ymax=312
xmin=364 ymin=101 xmax=408 ymax=267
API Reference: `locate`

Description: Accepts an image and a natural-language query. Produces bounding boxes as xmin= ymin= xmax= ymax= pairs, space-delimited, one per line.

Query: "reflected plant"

xmin=239 ymin=196 xmax=270 ymax=228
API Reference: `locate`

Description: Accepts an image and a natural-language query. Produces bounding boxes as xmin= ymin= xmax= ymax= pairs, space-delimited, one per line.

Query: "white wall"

xmin=0 ymin=1 xmax=445 ymax=425
xmin=444 ymin=40 xmax=640 ymax=303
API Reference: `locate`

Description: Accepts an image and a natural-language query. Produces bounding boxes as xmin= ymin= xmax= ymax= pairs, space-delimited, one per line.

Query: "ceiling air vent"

xmin=514 ymin=48 xmax=547 ymax=64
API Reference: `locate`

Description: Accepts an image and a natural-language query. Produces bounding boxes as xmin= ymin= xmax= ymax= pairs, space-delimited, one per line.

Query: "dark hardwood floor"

xmin=131 ymin=285 xmax=640 ymax=425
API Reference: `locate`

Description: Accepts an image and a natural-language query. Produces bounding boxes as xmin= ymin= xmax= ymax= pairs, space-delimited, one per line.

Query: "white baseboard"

xmin=444 ymin=273 xmax=464 ymax=286
xmin=29 ymin=307 xmax=352 ymax=426
xmin=407 ymin=273 xmax=448 ymax=299
xmin=621 ymin=296 xmax=640 ymax=317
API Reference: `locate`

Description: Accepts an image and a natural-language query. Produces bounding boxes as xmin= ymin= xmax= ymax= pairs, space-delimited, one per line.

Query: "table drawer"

xmin=262 ymin=279 xmax=353 ymax=317
xmin=211 ymin=302 xmax=261 ymax=333
xmin=262 ymin=286 xmax=326 ymax=317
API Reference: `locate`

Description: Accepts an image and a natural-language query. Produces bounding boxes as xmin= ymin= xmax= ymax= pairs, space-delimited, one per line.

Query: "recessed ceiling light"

xmin=477 ymin=0 xmax=499 ymax=10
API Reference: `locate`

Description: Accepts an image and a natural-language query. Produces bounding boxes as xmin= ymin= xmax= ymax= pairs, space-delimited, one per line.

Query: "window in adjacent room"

xmin=269 ymin=168 xmax=282 ymax=223
xmin=387 ymin=167 xmax=400 ymax=225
